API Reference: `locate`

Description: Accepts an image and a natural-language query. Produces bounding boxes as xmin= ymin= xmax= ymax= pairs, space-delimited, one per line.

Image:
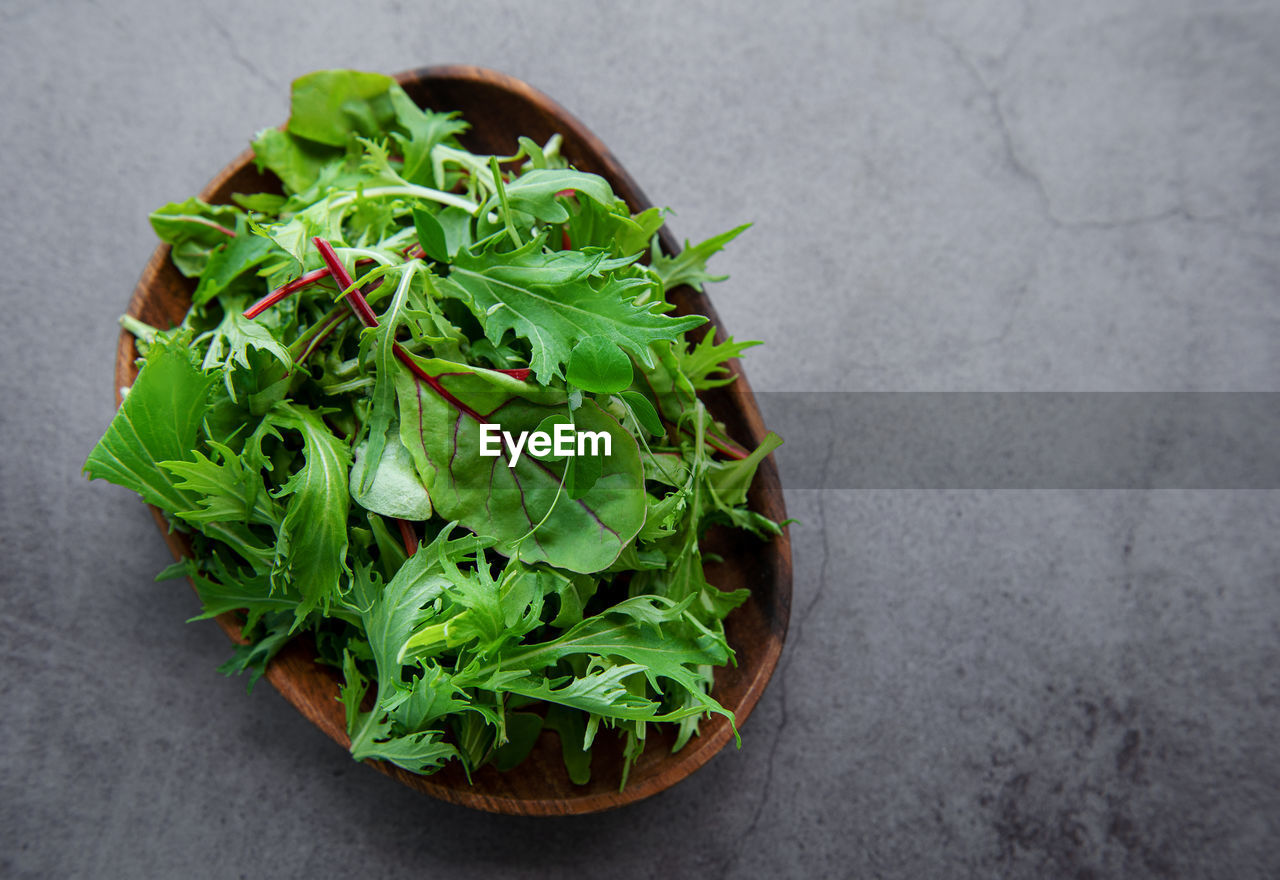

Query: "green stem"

xmin=489 ymin=156 xmax=523 ymax=250
xmin=327 ymin=184 xmax=479 ymax=216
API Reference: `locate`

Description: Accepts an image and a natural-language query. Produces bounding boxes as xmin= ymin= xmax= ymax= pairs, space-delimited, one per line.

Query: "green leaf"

xmin=192 ymin=226 xmax=278 ymax=306
xmin=251 ymin=127 xmax=339 ymax=194
xmin=497 ymin=596 xmax=736 ymax=724
xmin=183 ymin=556 xmax=298 ymax=631
xmin=268 ymin=404 xmax=352 ymax=621
xmin=358 ymin=263 xmax=421 ymax=494
xmin=567 ymin=336 xmax=633 ymax=393
xmin=389 ymin=88 xmax=468 ymax=187
xmin=543 ymin=705 xmax=593 ymax=784
xmin=350 ymin=428 xmax=432 ymax=520
xmin=439 ymin=241 xmax=706 ymax=384
xmin=160 ymin=442 xmax=280 ymax=527
xmin=366 ymin=513 xmax=409 ymax=581
xmin=200 ymin=310 xmax=293 ymax=403
xmin=565 ymin=446 xmax=603 ymax=500
xmin=340 ymin=532 xmax=494 ymax=773
xmin=85 ymin=335 xmax=216 ymax=512
xmin=651 ymin=223 xmax=751 ymax=294
xmin=617 ymin=390 xmax=662 ymax=436
xmin=83 ymin=338 xmax=274 ymax=571
xmin=564 ymin=198 xmax=664 ymax=257
xmin=491 ymin=712 xmax=544 ymax=771
xmin=149 ymin=199 xmax=242 ymax=277
xmin=484 ymin=168 xmax=615 ymax=224
xmin=502 ymin=662 xmax=667 ymax=721
xmin=676 ymin=330 xmax=761 ymax=389
xmin=285 ymin=69 xmax=397 ymax=147
xmin=350 ymin=720 xmax=459 ymax=775
xmin=217 ymin=611 xmax=294 ymax=690
xmin=340 ymin=650 xmax=370 ymax=731
xmin=403 ymin=548 xmax=548 ymax=663
xmin=393 ymin=354 xmax=646 ymax=573
xmin=349 ymin=527 xmax=494 ymax=681
xmin=412 ymin=207 xmax=451 ymax=261
xmin=708 ymin=431 xmax=783 ymax=507
xmin=232 ymin=191 xmax=288 ymax=214
xmin=386 ymin=663 xmax=477 ymax=731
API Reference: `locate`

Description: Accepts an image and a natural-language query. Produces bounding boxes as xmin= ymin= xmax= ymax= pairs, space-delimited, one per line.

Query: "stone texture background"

xmin=3 ymin=0 xmax=1278 ymax=877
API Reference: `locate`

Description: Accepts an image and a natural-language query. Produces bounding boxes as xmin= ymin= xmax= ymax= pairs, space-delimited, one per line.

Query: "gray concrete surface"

xmin=3 ymin=0 xmax=1279 ymax=877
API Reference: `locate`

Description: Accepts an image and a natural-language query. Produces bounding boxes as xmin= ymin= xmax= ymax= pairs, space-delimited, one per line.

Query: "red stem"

xmin=699 ymin=429 xmax=750 ymax=461
xmin=292 ymin=309 xmax=350 ymax=369
xmin=313 ymin=237 xmax=489 ymax=424
xmin=245 ymin=268 xmax=329 ymax=318
xmin=243 ymin=259 xmax=376 ymax=320
xmin=396 ymin=518 xmax=420 ymax=556
xmin=313 ymin=239 xmax=380 ymax=327
xmin=189 ymin=217 xmax=237 ymax=237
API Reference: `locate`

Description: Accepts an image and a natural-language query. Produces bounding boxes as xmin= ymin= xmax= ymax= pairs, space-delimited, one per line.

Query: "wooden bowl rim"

xmin=114 ymin=64 xmax=791 ymax=815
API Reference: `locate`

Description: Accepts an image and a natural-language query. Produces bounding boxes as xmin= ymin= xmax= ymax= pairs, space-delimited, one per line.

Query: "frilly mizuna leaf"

xmin=268 ymin=403 xmax=352 ymax=622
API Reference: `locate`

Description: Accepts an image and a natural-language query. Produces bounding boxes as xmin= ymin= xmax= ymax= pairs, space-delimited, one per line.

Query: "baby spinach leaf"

xmin=286 ymin=69 xmax=398 ymax=147
xmin=567 ymin=336 xmax=633 ymax=393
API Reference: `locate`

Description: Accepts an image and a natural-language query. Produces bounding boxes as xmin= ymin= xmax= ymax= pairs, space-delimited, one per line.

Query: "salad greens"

xmin=85 ymin=69 xmax=782 ymax=786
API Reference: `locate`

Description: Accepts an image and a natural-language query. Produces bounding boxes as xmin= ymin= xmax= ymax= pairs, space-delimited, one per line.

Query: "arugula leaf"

xmin=650 ymin=223 xmax=751 ymax=294
xmin=341 ymin=645 xmax=460 ymax=774
xmin=440 ymin=239 xmax=706 ymax=384
xmin=677 ymin=330 xmax=761 ymax=389
xmin=389 ymin=87 xmax=468 ymax=187
xmin=200 ymin=309 xmax=293 ymax=402
xmin=496 ymin=595 xmax=738 ymax=725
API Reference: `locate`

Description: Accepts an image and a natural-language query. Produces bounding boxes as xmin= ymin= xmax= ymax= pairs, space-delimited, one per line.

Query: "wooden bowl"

xmin=115 ymin=65 xmax=791 ymax=815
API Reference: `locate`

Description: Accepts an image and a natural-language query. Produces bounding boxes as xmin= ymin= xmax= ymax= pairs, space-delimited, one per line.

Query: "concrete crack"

xmin=201 ymin=10 xmax=274 ymax=89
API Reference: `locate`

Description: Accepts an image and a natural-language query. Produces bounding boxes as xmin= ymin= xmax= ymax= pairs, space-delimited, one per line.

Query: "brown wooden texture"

xmin=114 ymin=66 xmax=792 ymax=815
